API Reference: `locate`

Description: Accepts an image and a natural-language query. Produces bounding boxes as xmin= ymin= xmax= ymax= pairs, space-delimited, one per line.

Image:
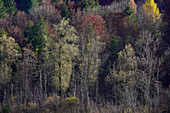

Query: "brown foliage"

xmin=103 ymin=10 xmax=128 ymax=37
xmin=54 ymin=1 xmax=65 ymax=11
xmin=7 ymin=26 xmax=27 ymax=48
xmin=54 ymin=0 xmax=83 ymax=15
xmin=41 ymin=0 xmax=51 ymax=5
xmin=103 ymin=10 xmax=138 ymax=39
xmin=0 ymin=11 xmax=28 ymax=47
xmin=72 ymin=11 xmax=109 ymax=41
xmin=13 ymin=11 xmax=28 ymax=29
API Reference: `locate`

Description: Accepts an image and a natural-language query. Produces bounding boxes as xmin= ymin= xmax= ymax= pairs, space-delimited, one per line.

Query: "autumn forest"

xmin=0 ymin=0 xmax=170 ymax=113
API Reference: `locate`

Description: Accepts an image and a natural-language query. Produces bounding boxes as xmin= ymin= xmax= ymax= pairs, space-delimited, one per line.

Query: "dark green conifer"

xmin=81 ymin=0 xmax=99 ymax=10
xmin=60 ymin=5 xmax=71 ymax=19
xmin=0 ymin=0 xmax=6 ymax=18
xmin=3 ymin=0 xmax=17 ymax=15
xmin=24 ymin=17 xmax=50 ymax=55
xmin=123 ymin=5 xmax=137 ymax=24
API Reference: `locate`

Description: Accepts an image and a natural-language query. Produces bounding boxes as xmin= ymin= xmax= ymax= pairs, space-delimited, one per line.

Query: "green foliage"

xmin=30 ymin=0 xmax=39 ymax=7
xmin=0 ymin=27 xmax=6 ymax=37
xmin=60 ymin=5 xmax=71 ymax=19
xmin=3 ymin=0 xmax=17 ymax=15
xmin=24 ymin=17 xmax=50 ymax=56
xmin=108 ymin=35 xmax=119 ymax=60
xmin=123 ymin=6 xmax=134 ymax=16
xmin=123 ymin=6 xmax=137 ymax=24
xmin=22 ymin=0 xmax=39 ymax=13
xmin=1 ymin=104 xmax=10 ymax=113
xmin=81 ymin=0 xmax=99 ymax=10
xmin=0 ymin=0 xmax=6 ymax=19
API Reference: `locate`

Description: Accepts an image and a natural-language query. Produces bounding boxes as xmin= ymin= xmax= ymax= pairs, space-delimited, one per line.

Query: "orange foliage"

xmin=129 ymin=0 xmax=137 ymax=14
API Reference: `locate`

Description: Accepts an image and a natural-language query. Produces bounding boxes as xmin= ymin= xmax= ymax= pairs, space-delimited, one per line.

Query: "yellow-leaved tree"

xmin=105 ymin=44 xmax=141 ymax=109
xmin=52 ymin=18 xmax=79 ymax=96
xmin=143 ymin=0 xmax=161 ymax=22
xmin=0 ymin=35 xmax=21 ymax=84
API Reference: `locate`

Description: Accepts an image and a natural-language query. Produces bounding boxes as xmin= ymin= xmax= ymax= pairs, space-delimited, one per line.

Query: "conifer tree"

xmin=24 ymin=17 xmax=49 ymax=56
xmin=3 ymin=0 xmax=17 ymax=15
xmin=30 ymin=0 xmax=39 ymax=7
xmin=81 ymin=0 xmax=99 ymax=10
xmin=123 ymin=5 xmax=137 ymax=24
xmin=22 ymin=0 xmax=39 ymax=13
xmin=0 ymin=0 xmax=6 ymax=19
xmin=60 ymin=5 xmax=71 ymax=19
xmin=0 ymin=27 xmax=6 ymax=37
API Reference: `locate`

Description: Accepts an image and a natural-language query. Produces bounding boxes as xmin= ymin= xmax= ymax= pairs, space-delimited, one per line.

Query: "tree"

xmin=106 ymin=44 xmax=140 ymax=111
xmin=0 ymin=35 xmax=20 ymax=103
xmin=21 ymin=0 xmax=39 ymax=13
xmin=72 ymin=13 xmax=109 ymax=41
xmin=81 ymin=0 xmax=99 ymax=10
xmin=103 ymin=10 xmax=138 ymax=49
xmin=0 ymin=27 xmax=6 ymax=37
xmin=29 ymin=4 xmax=61 ymax=24
xmin=81 ymin=14 xmax=109 ymax=40
xmin=52 ymin=18 xmax=79 ymax=97
xmin=24 ymin=17 xmax=50 ymax=56
xmin=60 ymin=4 xmax=71 ymax=19
xmin=30 ymin=0 xmax=39 ymax=7
xmin=129 ymin=0 xmax=137 ymax=14
xmin=0 ymin=11 xmax=28 ymax=48
xmin=0 ymin=0 xmax=6 ymax=19
xmin=123 ymin=5 xmax=137 ymax=24
xmin=3 ymin=0 xmax=17 ymax=15
xmin=16 ymin=48 xmax=38 ymax=105
xmin=143 ymin=0 xmax=161 ymax=22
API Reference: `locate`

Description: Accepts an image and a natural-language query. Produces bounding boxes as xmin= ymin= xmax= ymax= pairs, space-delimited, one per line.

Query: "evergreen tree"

xmin=24 ymin=17 xmax=50 ymax=56
xmin=123 ymin=6 xmax=134 ymax=16
xmin=81 ymin=0 xmax=99 ymax=10
xmin=123 ymin=5 xmax=137 ymax=24
xmin=60 ymin=5 xmax=71 ymax=19
xmin=22 ymin=0 xmax=39 ymax=13
xmin=30 ymin=0 xmax=39 ymax=7
xmin=81 ymin=0 xmax=88 ymax=10
xmin=0 ymin=0 xmax=6 ymax=19
xmin=3 ymin=0 xmax=17 ymax=15
xmin=0 ymin=27 xmax=6 ymax=37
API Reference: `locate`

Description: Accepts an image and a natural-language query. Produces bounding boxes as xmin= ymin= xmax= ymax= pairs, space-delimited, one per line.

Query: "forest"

xmin=0 ymin=0 xmax=170 ymax=113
